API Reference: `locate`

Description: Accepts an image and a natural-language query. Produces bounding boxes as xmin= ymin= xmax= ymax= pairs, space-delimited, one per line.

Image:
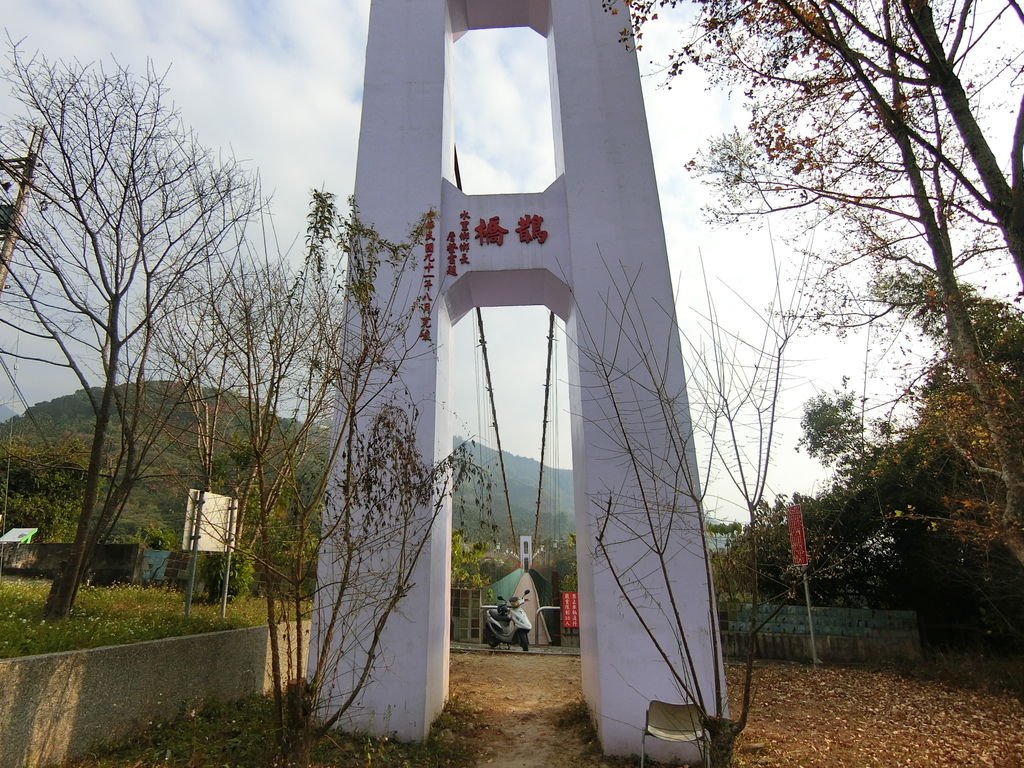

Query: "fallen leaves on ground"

xmin=451 ymin=652 xmax=1024 ymax=767
xmin=731 ymin=663 xmax=1024 ymax=767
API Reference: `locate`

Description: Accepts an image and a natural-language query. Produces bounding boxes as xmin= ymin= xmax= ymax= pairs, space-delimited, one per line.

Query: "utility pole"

xmin=0 ymin=126 xmax=45 ymax=295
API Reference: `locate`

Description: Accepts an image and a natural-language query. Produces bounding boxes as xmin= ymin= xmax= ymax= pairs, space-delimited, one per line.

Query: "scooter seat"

xmin=487 ymin=608 xmax=511 ymax=623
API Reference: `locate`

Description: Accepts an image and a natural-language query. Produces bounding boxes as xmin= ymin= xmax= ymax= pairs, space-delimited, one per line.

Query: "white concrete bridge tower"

xmin=311 ymin=1 xmax=725 ymax=760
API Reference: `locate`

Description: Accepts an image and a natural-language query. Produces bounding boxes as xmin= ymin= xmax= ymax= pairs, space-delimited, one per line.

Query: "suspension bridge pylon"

xmin=311 ymin=1 xmax=724 ymax=760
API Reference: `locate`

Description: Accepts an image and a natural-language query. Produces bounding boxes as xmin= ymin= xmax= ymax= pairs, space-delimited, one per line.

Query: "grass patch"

xmin=68 ymin=696 xmax=278 ymax=768
xmin=0 ymin=578 xmax=266 ymax=659
xmin=64 ymin=694 xmax=478 ymax=768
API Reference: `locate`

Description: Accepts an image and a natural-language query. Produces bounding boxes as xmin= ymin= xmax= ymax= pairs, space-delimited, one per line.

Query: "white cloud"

xmin=0 ymin=2 xmax=844 ymax=514
xmin=452 ymin=27 xmax=555 ymax=194
xmin=0 ymin=0 xmax=369 ymax=405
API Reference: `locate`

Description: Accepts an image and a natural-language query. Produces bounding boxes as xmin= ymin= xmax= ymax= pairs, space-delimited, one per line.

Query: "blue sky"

xmin=0 ymin=0 xmax=847 ymax=518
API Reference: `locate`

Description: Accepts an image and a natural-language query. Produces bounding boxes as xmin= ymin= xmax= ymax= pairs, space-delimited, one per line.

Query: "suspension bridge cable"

xmin=475 ymin=307 xmax=516 ymax=548
xmin=473 ymin=321 xmax=485 ymax=463
xmin=532 ymin=311 xmax=556 ymax=546
xmin=551 ymin=319 xmax=562 ymax=545
xmin=471 ymin=317 xmax=493 ymax=536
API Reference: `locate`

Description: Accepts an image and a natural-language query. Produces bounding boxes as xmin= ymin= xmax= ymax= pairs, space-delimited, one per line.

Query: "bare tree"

xmin=0 ymin=47 xmax=255 ymax=618
xmin=150 ymin=247 xmax=248 ymax=616
xmin=159 ymin=194 xmax=479 ymax=767
xmin=577 ymin=253 xmax=809 ymax=766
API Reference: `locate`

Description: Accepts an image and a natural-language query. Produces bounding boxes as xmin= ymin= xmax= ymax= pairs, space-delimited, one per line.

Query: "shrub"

xmin=200 ymin=552 xmax=254 ymax=603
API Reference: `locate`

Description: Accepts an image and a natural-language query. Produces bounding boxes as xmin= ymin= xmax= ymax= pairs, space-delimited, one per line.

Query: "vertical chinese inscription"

xmin=459 ymin=210 xmax=471 ymax=264
xmin=420 ymin=211 xmax=436 ymax=341
xmin=446 ymin=230 xmax=458 ymax=276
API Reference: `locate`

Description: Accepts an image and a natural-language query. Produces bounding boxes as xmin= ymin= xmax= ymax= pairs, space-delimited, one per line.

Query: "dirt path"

xmin=450 ymin=650 xmax=1024 ymax=768
xmin=449 ymin=650 xmax=626 ymax=768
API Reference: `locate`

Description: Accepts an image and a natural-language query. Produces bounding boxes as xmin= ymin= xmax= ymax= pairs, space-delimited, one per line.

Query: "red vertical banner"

xmin=561 ymin=591 xmax=580 ymax=629
xmin=787 ymin=504 xmax=809 ymax=566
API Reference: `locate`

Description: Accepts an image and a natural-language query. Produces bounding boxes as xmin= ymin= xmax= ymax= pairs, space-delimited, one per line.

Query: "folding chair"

xmin=640 ymin=700 xmax=709 ymax=767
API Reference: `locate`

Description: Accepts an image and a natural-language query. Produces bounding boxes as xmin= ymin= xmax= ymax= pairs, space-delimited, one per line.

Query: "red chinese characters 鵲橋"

xmin=516 ymin=214 xmax=548 ymax=244
xmin=475 ymin=216 xmax=509 ymax=246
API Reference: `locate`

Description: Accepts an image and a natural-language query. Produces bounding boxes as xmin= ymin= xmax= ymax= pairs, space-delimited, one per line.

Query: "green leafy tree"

xmin=881 ymin=277 xmax=1024 ymax=550
xmin=201 ymin=551 xmax=255 ymax=603
xmin=451 ymin=529 xmax=490 ymax=589
xmin=132 ymin=524 xmax=179 ymax=551
xmin=799 ymin=381 xmax=865 ymax=473
xmin=611 ymin=0 xmax=1024 ymax=569
xmin=790 ymin=289 xmax=1024 ymax=645
xmin=0 ymin=438 xmax=87 ymax=542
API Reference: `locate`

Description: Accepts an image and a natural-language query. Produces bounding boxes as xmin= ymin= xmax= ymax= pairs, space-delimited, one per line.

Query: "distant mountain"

xmin=0 ymin=404 xmax=16 ymax=423
xmin=14 ymin=389 xmax=97 ymax=437
xmin=7 ymin=387 xmax=219 ymax=537
xmin=452 ymin=437 xmax=574 ymax=546
xmin=5 ymin=389 xmax=576 ymax=546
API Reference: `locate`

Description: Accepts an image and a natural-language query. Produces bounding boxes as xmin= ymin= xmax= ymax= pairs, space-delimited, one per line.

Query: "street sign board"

xmin=182 ymin=490 xmax=234 ymax=552
xmin=0 ymin=527 xmax=37 ymax=544
xmin=786 ymin=504 xmax=809 ymax=566
xmin=561 ymin=591 xmax=579 ymax=629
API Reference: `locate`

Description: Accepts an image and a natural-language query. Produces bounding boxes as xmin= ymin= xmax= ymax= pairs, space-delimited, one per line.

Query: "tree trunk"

xmin=906 ymin=3 xmax=1024 ymax=290
xmin=42 ymin=373 xmax=118 ymax=619
xmin=708 ymin=716 xmax=743 ymax=767
xmin=281 ymin=679 xmax=314 ymax=768
xmin=881 ymin=79 xmax=1024 ymax=571
xmin=1004 ymin=525 xmax=1024 ymax=567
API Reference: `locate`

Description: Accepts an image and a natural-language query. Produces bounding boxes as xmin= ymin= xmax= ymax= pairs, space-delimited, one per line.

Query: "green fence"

xmin=720 ymin=602 xmax=919 ymax=639
xmin=718 ymin=602 xmax=921 ymax=663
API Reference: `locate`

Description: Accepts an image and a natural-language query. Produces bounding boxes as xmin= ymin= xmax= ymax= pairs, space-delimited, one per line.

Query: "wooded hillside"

xmin=1 ymin=388 xmax=575 ymax=547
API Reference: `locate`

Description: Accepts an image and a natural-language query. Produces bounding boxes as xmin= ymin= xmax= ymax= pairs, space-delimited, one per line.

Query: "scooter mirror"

xmin=497 ymin=596 xmax=505 ymax=601
xmin=524 ymin=589 xmax=531 ymax=595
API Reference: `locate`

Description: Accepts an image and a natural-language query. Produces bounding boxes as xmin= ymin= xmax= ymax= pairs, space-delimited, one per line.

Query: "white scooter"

xmin=483 ymin=589 xmax=533 ymax=651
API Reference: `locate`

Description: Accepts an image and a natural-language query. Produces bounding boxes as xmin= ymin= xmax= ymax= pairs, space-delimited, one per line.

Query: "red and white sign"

xmin=786 ymin=504 xmax=809 ymax=566
xmin=561 ymin=591 xmax=579 ymax=629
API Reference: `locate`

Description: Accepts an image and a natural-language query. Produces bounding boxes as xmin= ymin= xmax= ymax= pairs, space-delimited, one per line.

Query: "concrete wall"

xmin=2 ymin=544 xmax=146 ymax=586
xmin=721 ymin=630 xmax=922 ymax=665
xmin=2 ymin=545 xmax=207 ymax=589
xmin=0 ymin=627 xmax=292 ymax=768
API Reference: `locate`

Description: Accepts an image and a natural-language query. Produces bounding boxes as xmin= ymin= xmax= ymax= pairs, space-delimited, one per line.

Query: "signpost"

xmin=182 ymin=490 xmax=235 ymax=618
xmin=786 ymin=504 xmax=820 ymax=666
xmin=786 ymin=504 xmax=808 ymax=567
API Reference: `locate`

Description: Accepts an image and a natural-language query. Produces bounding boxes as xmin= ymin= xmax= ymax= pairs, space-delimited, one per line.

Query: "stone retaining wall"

xmin=0 ymin=627 xmax=288 ymax=768
xmin=1 ymin=545 xmax=208 ymax=590
xmin=721 ymin=629 xmax=922 ymax=664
